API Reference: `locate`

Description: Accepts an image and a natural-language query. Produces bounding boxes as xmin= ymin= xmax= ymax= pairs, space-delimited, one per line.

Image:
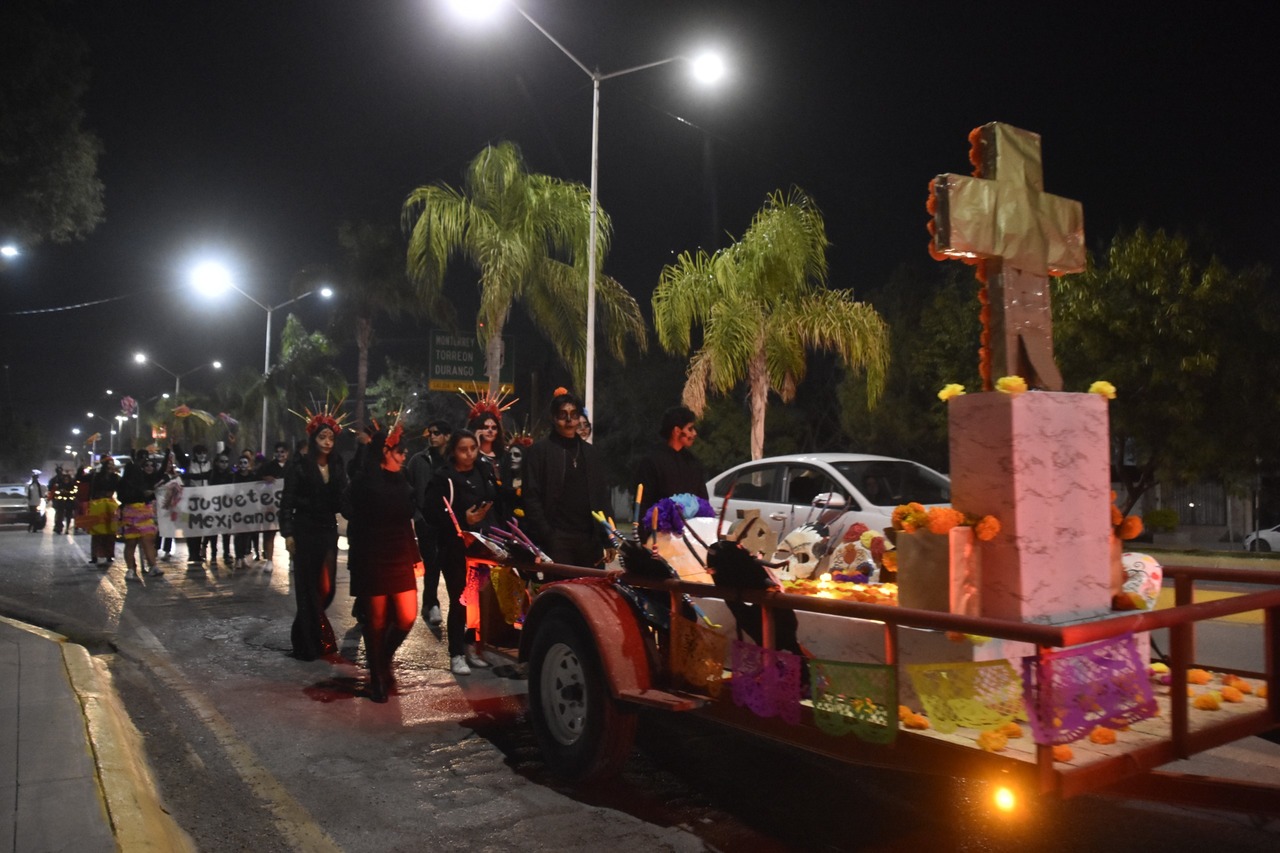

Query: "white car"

xmin=1243 ymin=525 xmax=1280 ymax=552
xmin=705 ymin=452 xmax=951 ymax=541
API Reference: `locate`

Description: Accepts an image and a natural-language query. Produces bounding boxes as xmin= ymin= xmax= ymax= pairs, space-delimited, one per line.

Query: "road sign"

xmin=428 ymin=330 xmax=513 ymax=394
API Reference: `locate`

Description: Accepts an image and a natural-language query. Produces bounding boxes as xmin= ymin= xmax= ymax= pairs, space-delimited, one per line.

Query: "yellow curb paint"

xmin=1154 ymin=588 xmax=1263 ymax=624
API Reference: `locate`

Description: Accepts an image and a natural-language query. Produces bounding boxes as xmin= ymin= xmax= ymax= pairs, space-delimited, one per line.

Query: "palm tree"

xmin=653 ymin=188 xmax=890 ymax=460
xmin=242 ymin=314 xmax=348 ymax=444
xmin=332 ymin=220 xmax=432 ymax=428
xmin=403 ymin=141 xmax=646 ymax=397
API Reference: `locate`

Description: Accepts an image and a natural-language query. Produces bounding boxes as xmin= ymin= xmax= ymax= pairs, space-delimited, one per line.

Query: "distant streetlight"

xmin=134 ymin=352 xmax=223 ymax=397
xmin=86 ymin=412 xmax=116 ymax=454
xmin=191 ymin=260 xmax=335 ymax=453
xmin=448 ymin=0 xmax=726 ymax=430
xmin=1 ymin=245 xmax=19 ymax=259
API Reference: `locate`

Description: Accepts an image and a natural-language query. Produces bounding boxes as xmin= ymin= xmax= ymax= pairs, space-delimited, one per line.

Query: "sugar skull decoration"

xmin=1113 ymin=552 xmax=1163 ymax=611
xmin=827 ymin=522 xmax=891 ymax=582
xmin=773 ymin=522 xmax=829 ymax=581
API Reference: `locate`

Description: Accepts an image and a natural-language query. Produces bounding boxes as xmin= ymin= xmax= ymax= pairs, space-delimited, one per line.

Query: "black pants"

xmin=290 ymin=520 xmax=338 ymax=660
xmin=413 ymin=515 xmax=441 ymax=613
xmin=547 ymin=529 xmax=604 ymax=567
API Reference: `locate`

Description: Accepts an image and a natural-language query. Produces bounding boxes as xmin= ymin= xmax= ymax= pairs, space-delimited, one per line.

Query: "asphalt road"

xmin=2 ymin=525 xmax=1279 ymax=852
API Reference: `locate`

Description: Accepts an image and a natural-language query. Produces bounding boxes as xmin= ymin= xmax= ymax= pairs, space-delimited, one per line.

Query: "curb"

xmin=1 ymin=616 xmax=196 ymax=853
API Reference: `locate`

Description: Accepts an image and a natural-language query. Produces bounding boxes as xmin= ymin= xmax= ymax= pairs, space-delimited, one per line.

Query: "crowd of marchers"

xmin=31 ymin=388 xmax=708 ymax=705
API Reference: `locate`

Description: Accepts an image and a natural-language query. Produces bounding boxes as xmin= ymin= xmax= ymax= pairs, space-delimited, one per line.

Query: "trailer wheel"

xmin=528 ymin=611 xmax=637 ymax=782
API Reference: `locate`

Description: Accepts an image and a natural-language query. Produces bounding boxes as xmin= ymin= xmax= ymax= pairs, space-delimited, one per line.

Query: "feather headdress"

xmin=458 ymin=387 xmax=517 ymax=423
xmin=290 ymin=395 xmax=350 ymax=436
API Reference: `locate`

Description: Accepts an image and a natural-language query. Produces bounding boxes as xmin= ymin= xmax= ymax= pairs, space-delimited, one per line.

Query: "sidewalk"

xmin=0 ymin=615 xmax=193 ymax=853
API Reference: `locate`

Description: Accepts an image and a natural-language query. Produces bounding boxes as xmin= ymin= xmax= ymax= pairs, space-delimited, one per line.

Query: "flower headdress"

xmin=458 ymin=388 xmax=517 ymax=423
xmin=366 ymin=409 xmax=406 ymax=451
xmin=290 ymin=395 xmax=350 ymax=436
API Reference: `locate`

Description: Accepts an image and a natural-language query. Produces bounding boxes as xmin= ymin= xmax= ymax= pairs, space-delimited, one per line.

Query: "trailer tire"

xmin=528 ymin=610 xmax=637 ymax=782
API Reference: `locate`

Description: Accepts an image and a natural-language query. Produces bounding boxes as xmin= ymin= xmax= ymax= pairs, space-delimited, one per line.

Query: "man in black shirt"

xmin=407 ymin=419 xmax=452 ymax=626
xmin=257 ymin=441 xmax=291 ymax=568
xmin=635 ymin=405 xmax=708 ymax=512
xmin=522 ymin=390 xmax=612 ymax=566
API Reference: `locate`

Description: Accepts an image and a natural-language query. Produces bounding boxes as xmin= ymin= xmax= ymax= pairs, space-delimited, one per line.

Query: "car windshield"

xmin=831 ymin=460 xmax=950 ymax=506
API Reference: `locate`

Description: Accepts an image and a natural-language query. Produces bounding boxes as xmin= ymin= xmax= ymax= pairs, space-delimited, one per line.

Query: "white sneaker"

xmin=263 ymin=563 xmax=273 ymax=574
xmin=450 ymin=655 xmax=471 ymax=676
xmin=144 ymin=565 xmax=164 ymax=578
xmin=465 ymin=646 xmax=490 ymax=668
xmin=125 ymin=568 xmax=140 ymax=581
xmin=427 ymin=605 xmax=442 ymax=627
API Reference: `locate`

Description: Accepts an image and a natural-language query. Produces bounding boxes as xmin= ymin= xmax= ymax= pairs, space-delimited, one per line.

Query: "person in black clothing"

xmin=635 ymin=405 xmax=709 ymax=509
xmin=207 ymin=452 xmax=235 ymax=566
xmin=49 ymin=466 xmax=76 ymax=534
xmin=279 ymin=415 xmax=348 ymax=661
xmin=233 ymin=453 xmax=262 ymax=568
xmin=406 ymin=419 xmax=451 ymax=627
xmin=118 ymin=450 xmax=163 ymax=580
xmin=521 ymin=389 xmax=613 ymax=567
xmin=257 ymin=441 xmax=290 ymax=567
xmin=183 ymin=444 xmax=213 ymax=566
xmin=342 ymin=422 xmax=420 ymax=702
xmin=422 ymin=429 xmax=502 ymax=675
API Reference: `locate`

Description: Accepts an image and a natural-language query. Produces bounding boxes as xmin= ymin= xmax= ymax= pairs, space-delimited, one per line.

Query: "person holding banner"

xmin=343 ymin=420 xmax=419 ymax=703
xmin=280 ymin=409 xmax=349 ymax=661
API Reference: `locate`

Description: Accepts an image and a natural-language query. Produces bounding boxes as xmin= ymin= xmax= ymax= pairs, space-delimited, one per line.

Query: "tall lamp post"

xmin=133 ymin=353 xmax=222 ymax=398
xmin=85 ymin=413 xmax=114 ymax=455
xmin=191 ymin=262 xmax=333 ymax=453
xmin=451 ymin=0 xmax=725 ymax=427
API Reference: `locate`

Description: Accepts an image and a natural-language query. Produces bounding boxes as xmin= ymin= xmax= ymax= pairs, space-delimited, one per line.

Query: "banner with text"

xmin=156 ymin=479 xmax=285 ymax=538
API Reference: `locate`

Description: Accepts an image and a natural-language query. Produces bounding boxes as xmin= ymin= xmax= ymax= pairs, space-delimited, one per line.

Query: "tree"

xmin=1054 ymin=227 xmax=1278 ymax=513
xmin=652 ymin=188 xmax=890 ymax=460
xmin=403 ymin=141 xmax=646 ymax=397
xmin=0 ymin=0 xmax=104 ymax=246
xmin=330 ymin=221 xmax=432 ymax=428
xmin=238 ymin=314 xmax=347 ymax=445
xmin=838 ymin=263 xmax=982 ymax=472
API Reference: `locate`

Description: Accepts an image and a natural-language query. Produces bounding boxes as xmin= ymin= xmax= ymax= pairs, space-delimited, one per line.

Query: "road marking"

xmin=121 ymin=614 xmax=343 ymax=853
xmin=1154 ymin=588 xmax=1263 ymax=624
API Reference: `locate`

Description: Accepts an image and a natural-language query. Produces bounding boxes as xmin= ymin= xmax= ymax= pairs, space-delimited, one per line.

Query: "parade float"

xmin=480 ymin=123 xmax=1279 ymax=819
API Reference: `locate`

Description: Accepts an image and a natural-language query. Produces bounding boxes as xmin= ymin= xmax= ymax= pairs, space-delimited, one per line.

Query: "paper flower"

xmin=937 ymin=383 xmax=966 ymax=402
xmin=995 ymin=375 xmax=1028 ymax=395
xmin=1089 ymin=380 xmax=1117 ymax=399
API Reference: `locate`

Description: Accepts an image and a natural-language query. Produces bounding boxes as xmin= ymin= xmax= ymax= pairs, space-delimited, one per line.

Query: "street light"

xmin=450 ymin=0 xmax=725 ymax=429
xmin=134 ymin=352 xmax=223 ymax=397
xmin=191 ymin=261 xmax=334 ymax=453
xmin=86 ymin=412 xmax=116 ymax=455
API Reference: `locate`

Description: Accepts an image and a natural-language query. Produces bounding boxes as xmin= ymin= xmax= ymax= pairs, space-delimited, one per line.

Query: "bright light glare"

xmin=993 ymin=786 xmax=1017 ymax=813
xmin=134 ymin=352 xmax=147 ymax=364
xmin=691 ymin=51 xmax=726 ymax=84
xmin=72 ymin=428 xmax=81 ymax=435
xmin=212 ymin=360 xmax=223 ymax=369
xmin=1 ymin=245 xmax=18 ymax=258
xmin=192 ymin=261 xmax=232 ymax=296
xmin=319 ymin=287 xmax=334 ymax=299
xmin=447 ymin=0 xmax=504 ymax=21
xmin=162 ymin=393 xmax=171 ymax=399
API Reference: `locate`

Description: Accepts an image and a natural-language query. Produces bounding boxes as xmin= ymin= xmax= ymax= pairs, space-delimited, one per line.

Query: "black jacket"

xmin=521 ymin=434 xmax=610 ymax=549
xmin=279 ymin=454 xmax=348 ymax=537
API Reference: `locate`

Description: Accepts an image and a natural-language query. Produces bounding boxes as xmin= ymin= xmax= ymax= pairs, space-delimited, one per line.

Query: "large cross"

xmin=930 ymin=122 xmax=1085 ymax=391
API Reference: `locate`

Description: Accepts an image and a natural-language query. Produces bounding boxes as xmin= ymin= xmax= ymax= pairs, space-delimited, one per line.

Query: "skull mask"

xmin=773 ymin=522 xmax=829 ymax=581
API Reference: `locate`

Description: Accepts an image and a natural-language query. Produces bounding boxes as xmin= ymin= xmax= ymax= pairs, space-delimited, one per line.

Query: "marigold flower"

xmin=1258 ymin=684 xmax=1269 ymax=699
xmin=998 ymin=721 xmax=1024 ymax=738
xmin=973 ymin=515 xmax=1001 ymax=541
xmin=892 ymin=503 xmax=927 ymax=532
xmin=1187 ymin=668 xmax=1212 ymax=685
xmin=995 ymin=375 xmax=1028 ymax=395
xmin=1193 ymin=692 xmax=1221 ymax=711
xmin=1052 ymin=745 xmax=1073 ymax=762
xmin=1111 ymin=505 xmax=1124 ymax=527
xmin=937 ymin=383 xmax=966 ymax=402
xmin=902 ymin=713 xmax=930 ymax=730
xmin=925 ymin=507 xmax=965 ymax=534
xmin=1088 ymin=726 xmax=1117 ymax=744
xmin=1116 ymin=515 xmax=1144 ymax=540
xmin=977 ymin=730 xmax=1008 ymax=752
xmin=1221 ymin=686 xmax=1244 ymax=703
xmin=1089 ymin=380 xmax=1117 ymax=400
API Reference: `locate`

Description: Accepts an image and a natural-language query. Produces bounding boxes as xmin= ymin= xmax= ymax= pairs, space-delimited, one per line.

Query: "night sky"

xmin=3 ymin=0 xmax=1273 ymax=451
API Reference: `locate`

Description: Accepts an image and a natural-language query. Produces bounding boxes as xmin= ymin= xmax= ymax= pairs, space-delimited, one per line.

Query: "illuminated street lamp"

xmin=192 ymin=261 xmax=334 ymax=453
xmin=134 ymin=352 xmax=222 ymax=397
xmin=449 ymin=0 xmax=725 ymax=429
xmin=86 ymin=412 xmax=116 ymax=455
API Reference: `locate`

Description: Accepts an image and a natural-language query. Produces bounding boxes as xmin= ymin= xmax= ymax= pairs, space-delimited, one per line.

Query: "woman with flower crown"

xmin=279 ymin=404 xmax=349 ymax=661
xmin=342 ymin=419 xmax=420 ymax=702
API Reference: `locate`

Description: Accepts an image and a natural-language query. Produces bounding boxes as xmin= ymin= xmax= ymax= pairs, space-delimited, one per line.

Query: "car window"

xmin=713 ymin=464 xmax=779 ymax=501
xmin=831 ymin=460 xmax=950 ymax=506
xmin=784 ymin=466 xmax=841 ymax=506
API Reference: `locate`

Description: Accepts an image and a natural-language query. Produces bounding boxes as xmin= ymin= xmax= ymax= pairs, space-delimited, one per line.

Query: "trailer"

xmin=487 ymin=554 xmax=1280 ymax=820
